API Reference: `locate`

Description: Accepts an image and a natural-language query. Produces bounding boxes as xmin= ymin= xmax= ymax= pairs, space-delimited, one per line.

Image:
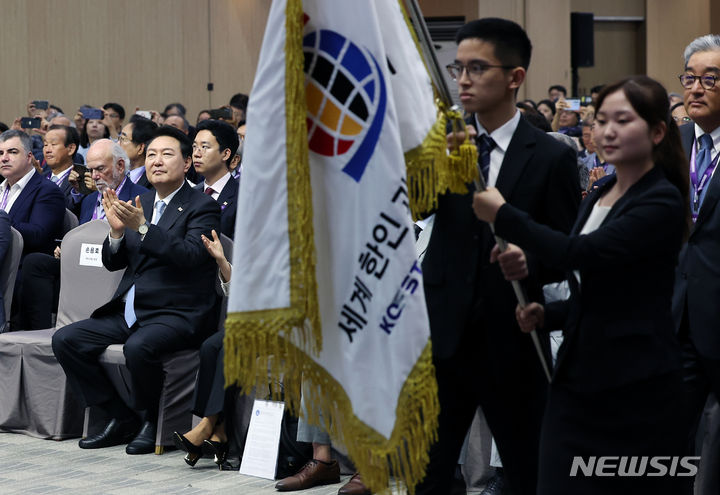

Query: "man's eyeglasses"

xmin=679 ymin=74 xmax=719 ymax=90
xmin=192 ymin=144 xmax=215 ymax=153
xmin=446 ymin=61 xmax=516 ymax=81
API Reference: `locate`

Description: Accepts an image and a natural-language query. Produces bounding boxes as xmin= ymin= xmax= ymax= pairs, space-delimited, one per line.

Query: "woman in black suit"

xmin=472 ymin=76 xmax=692 ymax=494
xmin=173 ymin=229 xmax=232 ymax=468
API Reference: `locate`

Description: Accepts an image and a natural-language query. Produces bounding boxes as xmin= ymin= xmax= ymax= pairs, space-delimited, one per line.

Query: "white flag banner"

xmin=225 ymin=0 xmax=442 ymax=491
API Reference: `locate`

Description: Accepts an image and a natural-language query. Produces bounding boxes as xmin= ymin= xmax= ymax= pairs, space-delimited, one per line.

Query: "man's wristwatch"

xmin=138 ymin=222 xmax=149 ymax=235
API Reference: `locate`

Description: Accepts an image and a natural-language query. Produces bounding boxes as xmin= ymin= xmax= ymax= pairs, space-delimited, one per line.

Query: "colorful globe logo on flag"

xmin=303 ymin=29 xmax=387 ymax=182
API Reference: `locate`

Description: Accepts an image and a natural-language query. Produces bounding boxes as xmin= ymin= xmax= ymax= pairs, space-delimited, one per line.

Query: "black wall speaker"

xmin=571 ymin=12 xmax=594 ymax=68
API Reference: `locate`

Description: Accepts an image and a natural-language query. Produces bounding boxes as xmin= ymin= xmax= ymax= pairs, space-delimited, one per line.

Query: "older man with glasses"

xmin=673 ymin=34 xmax=720 ymax=495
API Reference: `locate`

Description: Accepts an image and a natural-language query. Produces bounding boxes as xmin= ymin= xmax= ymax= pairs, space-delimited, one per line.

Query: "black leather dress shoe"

xmin=79 ymin=417 xmax=140 ymax=449
xmin=125 ymin=421 xmax=157 ymax=455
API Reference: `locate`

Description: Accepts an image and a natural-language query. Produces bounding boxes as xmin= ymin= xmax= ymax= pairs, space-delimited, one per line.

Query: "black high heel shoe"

xmin=173 ymin=432 xmax=204 ymax=467
xmin=203 ymin=439 xmax=229 ymax=468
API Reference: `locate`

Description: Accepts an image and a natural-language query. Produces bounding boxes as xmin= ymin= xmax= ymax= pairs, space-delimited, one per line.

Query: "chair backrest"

xmin=0 ymin=227 xmax=23 ymax=328
xmin=62 ymin=208 xmax=80 ymax=236
xmin=55 ymin=220 xmax=125 ymax=328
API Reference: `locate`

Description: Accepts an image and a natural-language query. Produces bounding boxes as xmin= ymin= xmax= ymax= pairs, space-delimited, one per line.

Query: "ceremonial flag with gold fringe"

xmin=224 ymin=0 xmax=472 ymax=491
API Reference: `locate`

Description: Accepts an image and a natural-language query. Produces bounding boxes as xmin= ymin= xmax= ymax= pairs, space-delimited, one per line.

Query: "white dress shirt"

xmin=474 ymin=110 xmax=521 ymax=187
xmin=0 ymin=168 xmax=37 ymax=212
xmin=201 ymin=172 xmax=231 ymax=201
xmin=694 ymin=123 xmax=720 ymax=180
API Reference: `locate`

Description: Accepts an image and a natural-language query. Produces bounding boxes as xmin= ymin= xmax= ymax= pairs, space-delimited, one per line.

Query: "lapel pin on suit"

xmin=178 ymin=207 xmax=183 ymax=212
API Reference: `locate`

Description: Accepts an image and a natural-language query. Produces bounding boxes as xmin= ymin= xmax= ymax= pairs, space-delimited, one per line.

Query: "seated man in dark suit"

xmin=19 ymin=139 xmax=147 ymax=330
xmin=42 ymin=124 xmax=87 ymax=214
xmin=119 ymin=115 xmax=158 ymax=190
xmin=192 ymin=119 xmax=239 ymax=239
xmin=52 ymin=126 xmax=221 ymax=455
xmin=0 ymin=130 xmax=65 ymax=257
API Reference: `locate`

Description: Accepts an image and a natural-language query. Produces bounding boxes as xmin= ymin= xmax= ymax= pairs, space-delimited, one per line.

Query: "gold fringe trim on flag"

xmin=226 ymin=0 xmax=440 ymax=492
xmin=225 ymin=0 xmax=321 ymax=396
xmin=224 ymin=315 xmax=439 ymax=495
xmin=405 ymin=104 xmax=479 ymax=220
xmin=396 ymin=0 xmax=478 ymax=220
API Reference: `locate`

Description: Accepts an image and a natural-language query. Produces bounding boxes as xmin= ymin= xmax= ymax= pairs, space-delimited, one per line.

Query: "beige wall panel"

xmin=208 ymin=0 xmax=269 ymax=113
xmin=713 ymin=1 xmax=720 ymax=33
xmin=0 ymin=1 xmax=29 ymax=122
xmin=576 ymin=21 xmax=643 ymax=95
xmin=417 ymin=0 xmax=478 ymax=21
xmin=571 ymin=0 xmax=644 ymax=17
xmin=524 ymin=0 xmax=571 ymax=102
xmin=646 ymin=0 xmax=711 ymax=94
xmin=0 ymin=0 xmax=269 ymax=127
xmin=476 ymin=0 xmax=524 ymax=25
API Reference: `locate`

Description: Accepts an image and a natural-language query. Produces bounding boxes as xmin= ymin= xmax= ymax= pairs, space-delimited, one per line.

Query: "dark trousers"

xmin=679 ymin=311 xmax=720 ymax=495
xmin=52 ymin=311 xmax=194 ymax=419
xmin=19 ymin=252 xmax=60 ymax=330
xmin=415 ymin=324 xmax=548 ymax=495
xmin=192 ymin=329 xmax=231 ymax=418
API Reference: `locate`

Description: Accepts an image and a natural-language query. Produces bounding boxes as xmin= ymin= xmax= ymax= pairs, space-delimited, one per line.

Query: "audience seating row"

xmin=0 ymin=219 xmax=233 ymax=454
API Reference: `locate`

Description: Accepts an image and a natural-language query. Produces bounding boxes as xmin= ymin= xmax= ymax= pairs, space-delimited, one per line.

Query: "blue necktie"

xmin=477 ymin=134 xmax=497 ymax=183
xmin=124 ymin=200 xmax=167 ymax=327
xmin=152 ymin=200 xmax=167 ymax=224
xmin=697 ymin=133 xmax=714 ymax=180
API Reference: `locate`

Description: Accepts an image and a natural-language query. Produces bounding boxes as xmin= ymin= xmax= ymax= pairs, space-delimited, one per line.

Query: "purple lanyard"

xmin=93 ymin=177 xmax=128 ymax=220
xmin=593 ymin=155 xmax=609 ymax=173
xmin=47 ymin=167 xmax=73 ymax=185
xmin=0 ymin=186 xmax=10 ymax=210
xmin=690 ymin=138 xmax=720 ymax=219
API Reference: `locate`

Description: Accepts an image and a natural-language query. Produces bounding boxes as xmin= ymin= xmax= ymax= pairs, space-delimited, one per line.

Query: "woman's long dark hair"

xmin=595 ymin=76 xmax=691 ymax=238
xmin=79 ymin=119 xmax=110 ymax=148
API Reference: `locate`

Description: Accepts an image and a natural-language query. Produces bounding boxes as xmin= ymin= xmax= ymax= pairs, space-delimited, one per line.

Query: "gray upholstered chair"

xmin=62 ymin=208 xmax=79 ymax=236
xmin=84 ymin=233 xmax=235 ymax=454
xmin=0 ymin=219 xmax=123 ymax=439
xmin=0 ymin=227 xmax=23 ymax=333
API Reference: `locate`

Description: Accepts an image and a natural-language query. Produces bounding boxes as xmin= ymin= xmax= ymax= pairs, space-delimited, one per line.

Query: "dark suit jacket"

xmin=673 ymin=123 xmax=720 ymax=358
xmin=496 ymin=166 xmax=685 ymax=390
xmin=79 ymin=180 xmax=148 ymax=224
xmin=96 ymin=183 xmax=221 ymax=341
xmin=422 ymin=116 xmax=581 ymax=361
xmin=41 ymin=164 xmax=88 ymax=216
xmin=7 ymin=170 xmax=65 ymax=256
xmin=194 ymin=176 xmax=239 ymax=239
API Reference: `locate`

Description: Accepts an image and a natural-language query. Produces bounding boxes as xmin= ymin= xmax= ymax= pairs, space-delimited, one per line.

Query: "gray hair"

xmin=166 ymin=115 xmax=190 ymax=132
xmin=547 ymin=132 xmax=579 ymax=152
xmin=50 ymin=113 xmax=76 ymax=128
xmin=0 ymin=129 xmax=33 ymax=155
xmin=684 ymin=35 xmax=720 ymax=66
xmin=109 ymin=141 xmax=130 ymax=176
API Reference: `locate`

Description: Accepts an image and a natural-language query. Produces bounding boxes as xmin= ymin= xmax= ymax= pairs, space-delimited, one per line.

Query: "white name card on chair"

xmin=239 ymin=399 xmax=285 ymax=480
xmin=79 ymin=243 xmax=103 ymax=267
